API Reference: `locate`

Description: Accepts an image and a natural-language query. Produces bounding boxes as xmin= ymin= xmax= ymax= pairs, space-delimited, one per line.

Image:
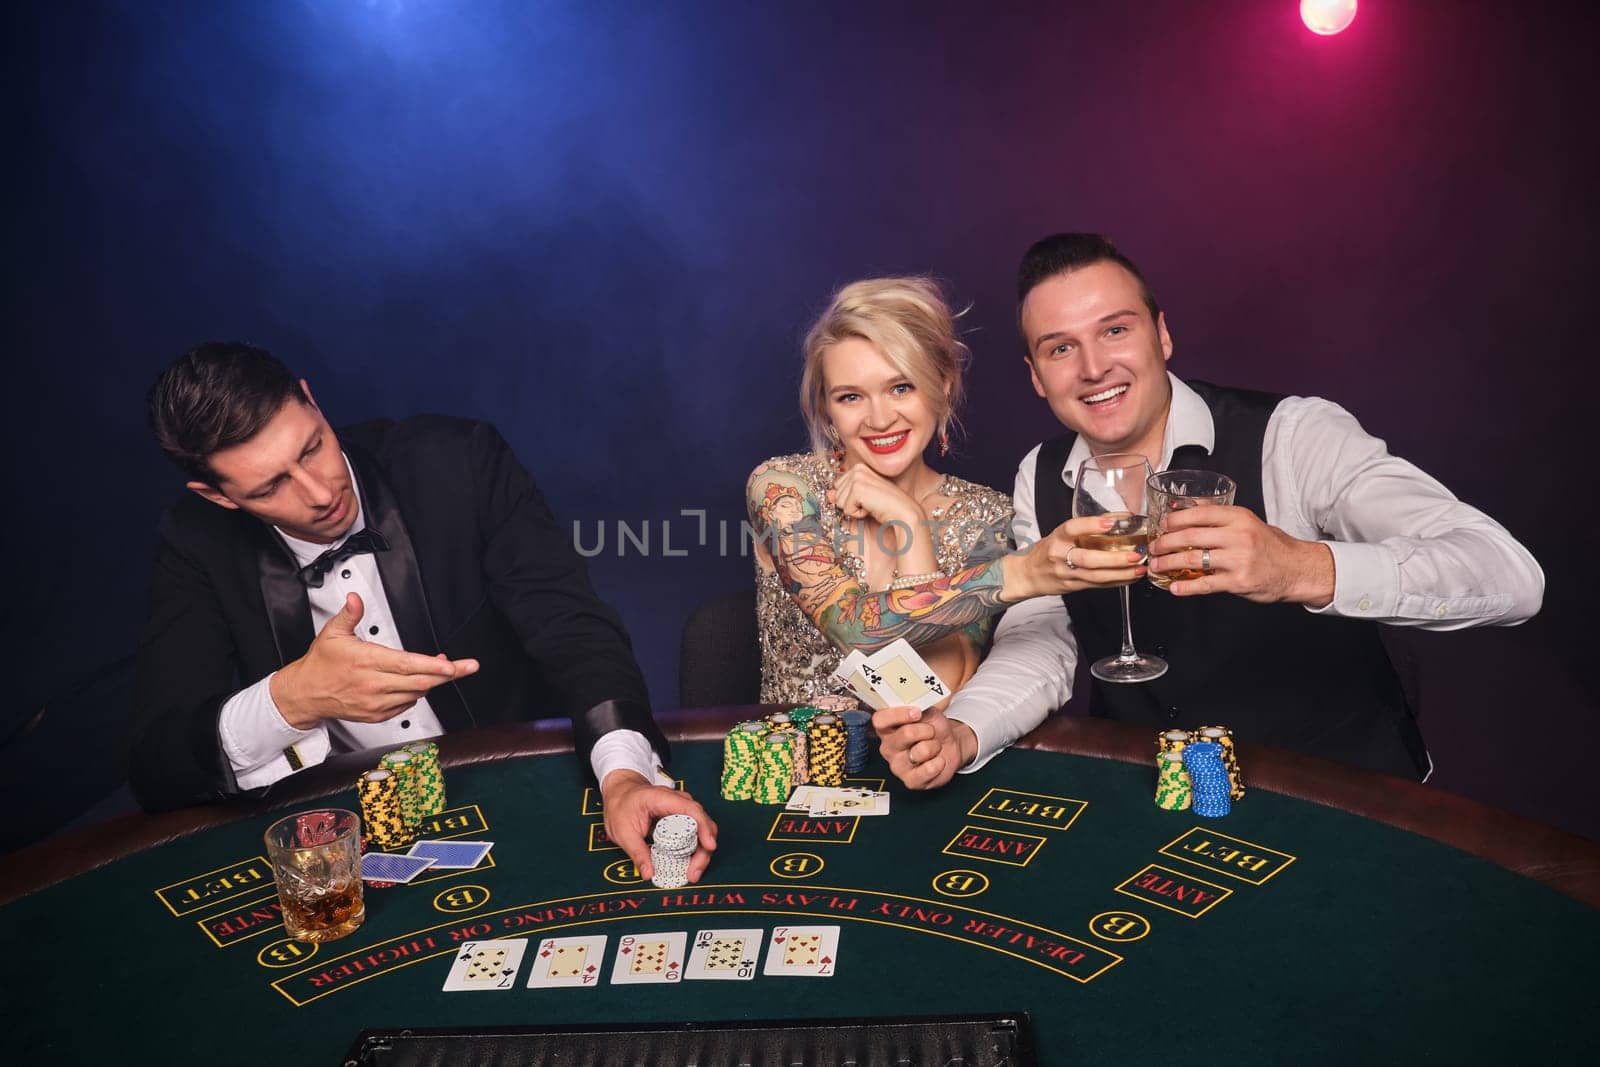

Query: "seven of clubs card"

xmin=526 ymin=935 xmax=608 ymax=989
xmin=684 ymin=929 xmax=763 ymax=981
xmin=442 ymin=939 xmax=527 ymax=992
xmin=762 ymin=925 xmax=840 ymax=977
xmin=609 ymin=931 xmax=687 ymax=984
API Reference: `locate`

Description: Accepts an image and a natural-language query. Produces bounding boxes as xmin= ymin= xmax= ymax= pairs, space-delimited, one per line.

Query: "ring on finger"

xmin=1065 ymin=546 xmax=1078 ymax=570
xmin=1201 ymin=548 xmax=1213 ymax=574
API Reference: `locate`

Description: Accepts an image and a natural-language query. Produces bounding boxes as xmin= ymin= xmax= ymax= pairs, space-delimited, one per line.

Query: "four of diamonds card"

xmin=442 ymin=927 xmax=841 ymax=991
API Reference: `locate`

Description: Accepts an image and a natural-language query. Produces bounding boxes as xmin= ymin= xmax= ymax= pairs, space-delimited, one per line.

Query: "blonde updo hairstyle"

xmin=799 ymin=276 xmax=969 ymax=456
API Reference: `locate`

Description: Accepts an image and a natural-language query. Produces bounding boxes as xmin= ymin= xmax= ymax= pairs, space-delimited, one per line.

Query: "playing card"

xmin=830 ymin=650 xmax=866 ymax=686
xmin=407 ymin=840 xmax=493 ymax=869
xmin=810 ymin=788 xmax=889 ymax=816
xmin=785 ymin=785 xmax=827 ymax=812
xmin=609 ymin=931 xmax=687 ymax=984
xmin=442 ymin=938 xmax=527 ymax=992
xmin=684 ymin=929 xmax=762 ymax=981
xmin=864 ymin=639 xmax=948 ymax=710
xmin=526 ymin=935 xmax=608 ymax=988
xmin=762 ymin=925 xmax=840 ymax=977
xmin=360 ymin=852 xmax=435 ymax=883
xmin=832 ymin=650 xmax=889 ymax=710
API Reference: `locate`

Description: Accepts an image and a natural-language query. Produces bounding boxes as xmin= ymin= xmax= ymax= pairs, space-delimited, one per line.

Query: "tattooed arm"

xmin=747 ymin=465 xmax=1144 ymax=653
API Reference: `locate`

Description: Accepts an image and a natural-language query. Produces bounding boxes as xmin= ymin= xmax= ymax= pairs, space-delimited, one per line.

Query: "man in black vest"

xmin=876 ymin=233 xmax=1543 ymax=786
xmin=132 ymin=342 xmax=716 ymax=882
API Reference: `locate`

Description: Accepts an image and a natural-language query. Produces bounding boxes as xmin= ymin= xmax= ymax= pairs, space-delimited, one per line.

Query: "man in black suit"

xmin=133 ymin=342 xmax=715 ymax=881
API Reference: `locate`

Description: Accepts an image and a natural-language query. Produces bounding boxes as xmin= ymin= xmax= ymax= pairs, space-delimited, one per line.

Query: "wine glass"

xmin=1073 ymin=453 xmax=1167 ymax=683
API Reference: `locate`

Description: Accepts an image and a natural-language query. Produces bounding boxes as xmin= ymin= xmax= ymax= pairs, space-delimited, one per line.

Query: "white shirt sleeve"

xmin=217 ymin=674 xmax=333 ymax=790
xmin=948 ymin=445 xmax=1078 ymax=772
xmin=589 ymin=729 xmax=674 ymax=788
xmin=1264 ymin=397 xmax=1545 ymax=629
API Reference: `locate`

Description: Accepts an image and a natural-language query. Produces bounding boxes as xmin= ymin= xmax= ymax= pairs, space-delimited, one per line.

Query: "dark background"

xmin=4 ymin=0 xmax=1595 ymax=847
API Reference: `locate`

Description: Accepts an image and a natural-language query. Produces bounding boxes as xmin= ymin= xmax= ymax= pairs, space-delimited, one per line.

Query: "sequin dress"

xmin=752 ymin=452 xmax=1015 ymax=705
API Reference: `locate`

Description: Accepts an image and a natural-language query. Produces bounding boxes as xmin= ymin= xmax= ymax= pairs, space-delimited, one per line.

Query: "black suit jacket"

xmin=130 ymin=416 xmax=667 ymax=811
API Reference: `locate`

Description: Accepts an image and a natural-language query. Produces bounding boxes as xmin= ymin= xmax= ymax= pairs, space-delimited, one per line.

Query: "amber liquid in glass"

xmin=1076 ymin=515 xmax=1153 ymax=554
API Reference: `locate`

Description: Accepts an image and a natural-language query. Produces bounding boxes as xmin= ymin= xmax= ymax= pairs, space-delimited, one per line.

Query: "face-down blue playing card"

xmin=360 ymin=852 xmax=436 ymax=883
xmin=407 ymin=840 xmax=493 ymax=869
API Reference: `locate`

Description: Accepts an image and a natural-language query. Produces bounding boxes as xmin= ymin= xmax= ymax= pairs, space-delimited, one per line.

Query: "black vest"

xmin=1035 ymin=380 xmax=1429 ymax=779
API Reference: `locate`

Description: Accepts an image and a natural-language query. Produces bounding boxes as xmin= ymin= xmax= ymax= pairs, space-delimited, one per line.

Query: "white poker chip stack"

xmin=649 ymin=814 xmax=698 ymax=889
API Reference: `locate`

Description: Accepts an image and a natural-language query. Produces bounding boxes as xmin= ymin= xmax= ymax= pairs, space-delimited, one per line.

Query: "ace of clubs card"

xmin=865 ymin=639 xmax=948 ymax=710
xmin=762 ymin=925 xmax=840 ymax=977
xmin=526 ymin=935 xmax=608 ymax=988
xmin=831 ymin=651 xmax=889 ymax=710
xmin=609 ymin=931 xmax=687 ymax=984
xmin=684 ymin=928 xmax=762 ymax=981
xmin=442 ymin=939 xmax=527 ymax=992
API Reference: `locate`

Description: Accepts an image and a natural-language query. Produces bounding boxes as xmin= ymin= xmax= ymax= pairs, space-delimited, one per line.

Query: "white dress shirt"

xmin=219 ymin=455 xmax=666 ymax=790
xmin=947 ymin=373 xmax=1545 ymax=772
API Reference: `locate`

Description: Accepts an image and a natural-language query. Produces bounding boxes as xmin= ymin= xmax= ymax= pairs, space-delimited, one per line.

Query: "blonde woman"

xmin=747 ymin=277 xmax=1143 ymax=717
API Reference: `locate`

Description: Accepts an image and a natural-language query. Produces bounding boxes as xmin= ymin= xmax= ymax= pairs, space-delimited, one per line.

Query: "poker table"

xmin=4 ymin=708 xmax=1598 ymax=1064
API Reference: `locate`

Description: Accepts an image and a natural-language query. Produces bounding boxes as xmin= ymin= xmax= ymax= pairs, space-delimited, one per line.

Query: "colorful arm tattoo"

xmin=747 ymin=466 xmax=1013 ymax=653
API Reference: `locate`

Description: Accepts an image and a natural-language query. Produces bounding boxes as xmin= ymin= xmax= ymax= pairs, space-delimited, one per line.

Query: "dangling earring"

xmin=938 ymin=427 xmax=950 ymax=457
xmin=826 ymin=426 xmax=844 ymax=469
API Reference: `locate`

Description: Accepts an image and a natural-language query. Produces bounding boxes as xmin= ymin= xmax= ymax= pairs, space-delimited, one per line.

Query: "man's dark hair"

xmin=147 ymin=341 xmax=304 ymax=485
xmin=1016 ymin=233 xmax=1161 ymax=335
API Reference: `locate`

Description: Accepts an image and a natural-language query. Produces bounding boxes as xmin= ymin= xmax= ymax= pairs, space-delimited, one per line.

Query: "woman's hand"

xmin=999 ymin=516 xmax=1147 ymax=602
xmin=828 ymin=466 xmax=922 ymax=528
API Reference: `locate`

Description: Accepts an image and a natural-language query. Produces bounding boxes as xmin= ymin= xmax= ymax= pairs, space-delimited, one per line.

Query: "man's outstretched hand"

xmin=271 ymin=593 xmax=479 ymax=728
xmin=601 ymin=769 xmax=719 ymax=883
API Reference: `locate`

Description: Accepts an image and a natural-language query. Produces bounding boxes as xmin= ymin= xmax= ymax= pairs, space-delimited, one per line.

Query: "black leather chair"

xmin=678 ymin=590 xmax=761 ymax=707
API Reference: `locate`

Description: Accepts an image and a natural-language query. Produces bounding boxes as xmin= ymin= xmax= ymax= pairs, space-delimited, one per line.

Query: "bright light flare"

xmin=1301 ymin=0 xmax=1357 ymax=36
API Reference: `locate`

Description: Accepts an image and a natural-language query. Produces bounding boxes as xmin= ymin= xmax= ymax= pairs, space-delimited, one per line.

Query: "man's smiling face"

xmin=1021 ymin=260 xmax=1174 ymax=460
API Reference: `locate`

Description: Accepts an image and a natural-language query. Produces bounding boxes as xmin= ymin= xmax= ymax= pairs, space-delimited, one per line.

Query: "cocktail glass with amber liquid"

xmin=1147 ymin=470 xmax=1237 ymax=589
xmin=264 ymin=809 xmax=365 ymax=943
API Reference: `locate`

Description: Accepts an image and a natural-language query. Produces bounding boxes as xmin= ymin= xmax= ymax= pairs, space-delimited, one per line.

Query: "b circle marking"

xmin=932 ymin=869 xmax=990 ymax=898
xmin=603 ymin=859 xmax=644 ymax=885
xmin=770 ymin=852 xmax=825 ymax=879
xmin=256 ymin=937 xmax=317 ymax=969
xmin=1089 ymin=910 xmax=1151 ymax=943
xmin=433 ymin=884 xmax=490 ymax=913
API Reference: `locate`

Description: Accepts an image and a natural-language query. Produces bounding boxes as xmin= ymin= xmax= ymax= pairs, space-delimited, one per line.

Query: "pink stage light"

xmin=1301 ymin=0 xmax=1357 ymax=36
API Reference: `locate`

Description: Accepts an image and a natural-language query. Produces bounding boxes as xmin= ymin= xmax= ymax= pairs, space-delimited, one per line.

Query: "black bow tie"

xmin=298 ymin=529 xmax=389 ymax=588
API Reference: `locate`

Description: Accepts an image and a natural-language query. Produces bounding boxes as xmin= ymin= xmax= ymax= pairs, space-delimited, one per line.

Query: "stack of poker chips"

xmin=1196 ymin=725 xmax=1245 ymax=799
xmin=720 ymin=720 xmax=766 ymax=800
xmin=649 ymin=814 xmax=698 ymax=889
xmin=1154 ymin=752 xmax=1191 ymax=811
xmin=378 ymin=749 xmax=423 ymax=827
xmin=806 ymin=713 xmax=848 ymax=787
xmin=356 ymin=768 xmax=415 ymax=849
xmin=378 ymin=744 xmax=446 ymax=829
xmin=786 ymin=705 xmax=820 ymax=731
xmin=815 ymin=694 xmax=872 ymax=774
xmin=754 ymin=731 xmax=796 ymax=804
xmin=1182 ymin=741 xmax=1232 ymax=818
xmin=1157 ymin=729 xmax=1191 ymax=759
xmin=842 ymin=710 xmax=872 ymax=774
xmin=764 ymin=711 xmax=809 ymax=787
xmin=401 ymin=740 xmax=447 ymax=816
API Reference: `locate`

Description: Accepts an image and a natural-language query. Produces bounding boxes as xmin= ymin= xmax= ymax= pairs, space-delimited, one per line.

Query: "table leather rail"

xmin=3 ymin=708 xmax=1597 ymax=909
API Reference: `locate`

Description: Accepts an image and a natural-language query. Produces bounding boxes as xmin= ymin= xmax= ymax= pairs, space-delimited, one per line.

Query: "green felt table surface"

xmin=3 ymin=742 xmax=1595 ymax=1063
